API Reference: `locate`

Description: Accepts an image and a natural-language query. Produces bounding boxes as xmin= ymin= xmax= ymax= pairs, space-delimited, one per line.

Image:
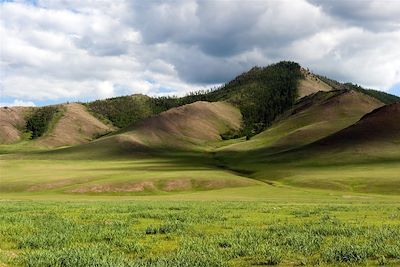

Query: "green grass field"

xmin=1 ymin=145 xmax=400 ymax=266
xmin=1 ymin=97 xmax=399 ymax=266
xmin=1 ymin=200 xmax=399 ymax=266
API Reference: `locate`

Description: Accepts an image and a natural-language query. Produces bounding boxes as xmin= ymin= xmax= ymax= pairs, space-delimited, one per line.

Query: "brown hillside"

xmin=0 ymin=107 xmax=31 ymax=143
xmin=222 ymin=90 xmax=384 ymax=153
xmin=62 ymin=101 xmax=242 ymax=157
xmin=131 ymin=101 xmax=242 ymax=145
xmin=271 ymin=90 xmax=384 ymax=149
xmin=36 ymin=103 xmax=113 ymax=147
xmin=316 ymin=102 xmax=400 ymax=147
xmin=297 ymin=68 xmax=332 ymax=98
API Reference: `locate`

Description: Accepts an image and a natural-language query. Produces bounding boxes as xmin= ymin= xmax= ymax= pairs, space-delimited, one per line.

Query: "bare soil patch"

xmin=69 ymin=181 xmax=156 ymax=193
xmin=297 ymin=69 xmax=332 ymax=98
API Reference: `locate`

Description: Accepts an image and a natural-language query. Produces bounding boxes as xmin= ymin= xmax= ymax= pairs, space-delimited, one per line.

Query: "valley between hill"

xmin=1 ymin=62 xmax=399 ymax=266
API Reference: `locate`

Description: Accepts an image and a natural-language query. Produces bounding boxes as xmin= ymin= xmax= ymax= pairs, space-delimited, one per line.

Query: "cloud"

xmin=307 ymin=0 xmax=400 ymax=31
xmin=0 ymin=0 xmax=399 ymax=106
xmin=0 ymin=99 xmax=36 ymax=107
xmin=284 ymin=27 xmax=400 ymax=89
xmin=130 ymin=1 xmax=329 ymax=62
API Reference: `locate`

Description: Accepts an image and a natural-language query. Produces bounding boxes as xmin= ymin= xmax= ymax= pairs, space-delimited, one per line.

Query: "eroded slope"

xmin=0 ymin=107 xmax=30 ymax=143
xmin=36 ymin=103 xmax=113 ymax=147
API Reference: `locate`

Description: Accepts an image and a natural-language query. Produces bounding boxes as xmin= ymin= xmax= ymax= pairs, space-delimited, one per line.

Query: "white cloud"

xmin=0 ymin=0 xmax=399 ymax=106
xmin=97 ymin=81 xmax=114 ymax=99
xmin=285 ymin=27 xmax=400 ymax=89
xmin=0 ymin=99 xmax=36 ymax=107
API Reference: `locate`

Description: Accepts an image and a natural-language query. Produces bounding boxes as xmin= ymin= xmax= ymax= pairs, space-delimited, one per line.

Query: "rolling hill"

xmin=227 ymin=102 xmax=400 ymax=195
xmin=317 ymin=75 xmax=400 ymax=104
xmin=0 ymin=101 xmax=252 ymax=194
xmin=56 ymin=101 xmax=242 ymax=158
xmin=4 ymin=61 xmax=395 ymax=149
xmin=0 ymin=61 xmax=302 ymax=146
xmin=316 ymin=102 xmax=400 ymax=147
xmin=34 ymin=103 xmax=114 ymax=147
xmin=1 ymin=61 xmax=399 ymax=196
xmin=0 ymin=103 xmax=114 ymax=147
xmin=84 ymin=61 xmax=303 ymax=138
xmin=0 ymin=106 xmax=31 ymax=144
xmin=219 ymin=89 xmax=383 ymax=154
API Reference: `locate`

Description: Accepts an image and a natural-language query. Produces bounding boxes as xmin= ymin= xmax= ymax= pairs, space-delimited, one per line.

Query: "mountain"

xmin=0 ymin=61 xmax=303 ymax=146
xmin=85 ymin=61 xmax=303 ymax=138
xmin=1 ymin=61 xmax=398 ymax=152
xmin=1 ymin=61 xmax=398 ymax=149
xmin=219 ymin=89 xmax=384 ymax=154
xmin=1 ymin=61 xmax=399 ymax=195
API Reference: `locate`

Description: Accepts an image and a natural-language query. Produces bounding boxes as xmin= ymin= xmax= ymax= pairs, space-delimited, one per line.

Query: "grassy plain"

xmin=1 ymin=133 xmax=400 ymax=266
xmin=1 ymin=200 xmax=400 ymax=266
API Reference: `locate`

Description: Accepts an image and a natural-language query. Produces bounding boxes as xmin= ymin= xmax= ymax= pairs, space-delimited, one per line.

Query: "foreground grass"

xmin=0 ymin=201 xmax=399 ymax=266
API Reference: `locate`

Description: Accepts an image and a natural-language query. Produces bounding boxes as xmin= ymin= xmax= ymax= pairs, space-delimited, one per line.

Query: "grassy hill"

xmin=218 ymin=101 xmax=400 ymax=195
xmin=313 ymin=102 xmax=400 ymax=150
xmin=2 ymin=91 xmax=397 ymax=196
xmin=0 ymin=61 xmax=304 ymax=147
xmin=218 ymin=89 xmax=383 ymax=155
xmin=0 ymin=106 xmax=31 ymax=143
xmin=85 ymin=61 xmax=303 ymax=138
xmin=3 ymin=61 xmax=398 ymax=148
xmin=317 ymin=75 xmax=400 ymax=104
xmin=50 ymin=101 xmax=242 ymax=159
xmin=0 ymin=102 xmax=251 ymax=194
xmin=1 ymin=61 xmax=399 ymax=196
xmin=34 ymin=103 xmax=114 ymax=147
xmin=0 ymin=103 xmax=113 ymax=148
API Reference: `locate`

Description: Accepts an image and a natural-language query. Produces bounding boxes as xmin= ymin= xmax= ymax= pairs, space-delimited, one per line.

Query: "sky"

xmin=1 ymin=0 xmax=399 ymax=107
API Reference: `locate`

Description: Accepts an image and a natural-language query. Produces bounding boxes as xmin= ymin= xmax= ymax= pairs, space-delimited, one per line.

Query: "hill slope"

xmin=297 ymin=68 xmax=332 ymax=98
xmin=15 ymin=101 xmax=248 ymax=194
xmin=85 ymin=61 xmax=303 ymax=137
xmin=85 ymin=94 xmax=154 ymax=129
xmin=57 ymin=101 xmax=242 ymax=158
xmin=129 ymin=101 xmax=242 ymax=146
xmin=34 ymin=103 xmax=113 ymax=147
xmin=1 ymin=66 xmax=399 ymax=196
xmin=0 ymin=107 xmax=31 ymax=144
xmin=226 ymin=102 xmax=400 ymax=195
xmin=315 ymin=102 xmax=400 ymax=149
xmin=317 ymin=75 xmax=400 ymax=104
xmin=3 ymin=61 xmax=397 ymax=148
xmin=219 ymin=90 xmax=384 ymax=154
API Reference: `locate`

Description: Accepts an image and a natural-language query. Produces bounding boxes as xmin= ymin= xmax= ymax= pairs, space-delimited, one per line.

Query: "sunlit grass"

xmin=0 ymin=201 xmax=399 ymax=266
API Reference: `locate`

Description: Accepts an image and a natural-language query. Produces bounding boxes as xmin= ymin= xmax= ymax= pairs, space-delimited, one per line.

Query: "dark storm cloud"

xmin=129 ymin=0 xmax=330 ymax=83
xmin=307 ymin=0 xmax=400 ymax=31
